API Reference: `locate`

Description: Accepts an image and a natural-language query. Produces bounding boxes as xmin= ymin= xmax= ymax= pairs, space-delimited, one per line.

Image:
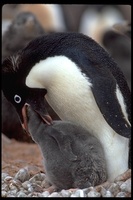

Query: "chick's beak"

xmin=41 ymin=115 xmax=53 ymax=125
xmin=21 ymin=103 xmax=53 ymax=134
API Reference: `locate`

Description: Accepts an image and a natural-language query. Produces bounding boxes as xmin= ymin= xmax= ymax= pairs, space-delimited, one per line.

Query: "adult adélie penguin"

xmin=2 ymin=32 xmax=131 ymax=181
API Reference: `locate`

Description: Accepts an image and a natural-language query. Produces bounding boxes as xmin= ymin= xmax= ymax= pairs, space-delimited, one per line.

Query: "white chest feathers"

xmin=26 ymin=55 xmax=129 ymax=181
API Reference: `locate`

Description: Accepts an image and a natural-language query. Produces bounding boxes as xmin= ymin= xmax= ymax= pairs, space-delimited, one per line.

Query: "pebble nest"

xmin=2 ymin=168 xmax=131 ymax=197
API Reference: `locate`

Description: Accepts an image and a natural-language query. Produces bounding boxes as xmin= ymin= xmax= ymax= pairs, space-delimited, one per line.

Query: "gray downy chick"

xmin=2 ymin=11 xmax=45 ymax=61
xmin=25 ymin=104 xmax=107 ymax=191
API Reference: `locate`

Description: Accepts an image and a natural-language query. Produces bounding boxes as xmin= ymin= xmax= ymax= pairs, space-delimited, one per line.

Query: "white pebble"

xmin=108 ymin=182 xmax=120 ymax=196
xmin=79 ymin=189 xmax=85 ymax=197
xmin=41 ymin=191 xmax=50 ymax=197
xmin=116 ymin=192 xmax=126 ymax=197
xmin=29 ymin=192 xmax=42 ymax=197
xmin=105 ymin=190 xmax=113 ymax=197
xmin=10 ymin=179 xmax=22 ymax=188
xmin=70 ymin=194 xmax=78 ymax=197
xmin=17 ymin=191 xmax=27 ymax=197
xmin=2 ymin=173 xmax=9 ymax=180
xmin=87 ymin=190 xmax=101 ymax=197
xmin=2 ymin=183 xmax=9 ymax=191
xmin=101 ymin=186 xmax=114 ymax=197
xmin=60 ymin=189 xmax=71 ymax=197
xmin=48 ymin=192 xmax=62 ymax=197
xmin=1 ymin=190 xmax=7 ymax=197
xmin=70 ymin=190 xmax=78 ymax=197
xmin=9 ymin=184 xmax=18 ymax=193
xmin=116 ymin=181 xmax=124 ymax=187
xmin=4 ymin=175 xmax=13 ymax=182
xmin=71 ymin=189 xmax=85 ymax=197
xmin=22 ymin=181 xmax=31 ymax=190
xmin=120 ymin=178 xmax=131 ymax=193
xmin=7 ymin=190 xmax=18 ymax=197
xmin=6 ymin=194 xmax=16 ymax=197
xmin=101 ymin=187 xmax=107 ymax=197
xmin=28 ymin=186 xmax=34 ymax=193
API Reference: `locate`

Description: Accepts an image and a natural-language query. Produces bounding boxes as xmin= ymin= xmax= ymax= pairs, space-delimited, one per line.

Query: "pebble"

xmin=108 ymin=183 xmax=120 ymax=196
xmin=28 ymin=183 xmax=44 ymax=193
xmin=1 ymin=190 xmax=7 ymax=197
xmin=1 ymin=168 xmax=131 ymax=197
xmin=9 ymin=184 xmax=18 ymax=193
xmin=14 ymin=168 xmax=30 ymax=183
xmin=4 ymin=175 xmax=13 ymax=182
xmin=120 ymin=178 xmax=131 ymax=193
xmin=17 ymin=191 xmax=27 ymax=197
xmin=10 ymin=179 xmax=22 ymax=188
xmin=29 ymin=173 xmax=46 ymax=182
xmin=41 ymin=191 xmax=50 ymax=197
xmin=2 ymin=172 xmax=9 ymax=180
xmin=70 ymin=189 xmax=85 ymax=197
xmin=106 ymin=190 xmax=114 ymax=197
xmin=87 ymin=190 xmax=101 ymax=197
xmin=48 ymin=192 xmax=62 ymax=197
xmin=116 ymin=191 xmax=127 ymax=197
xmin=22 ymin=180 xmax=31 ymax=190
xmin=2 ymin=183 xmax=9 ymax=191
xmin=60 ymin=189 xmax=71 ymax=197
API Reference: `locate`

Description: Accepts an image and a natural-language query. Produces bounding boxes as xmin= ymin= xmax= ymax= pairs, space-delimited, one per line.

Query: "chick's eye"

xmin=14 ymin=94 xmax=21 ymax=103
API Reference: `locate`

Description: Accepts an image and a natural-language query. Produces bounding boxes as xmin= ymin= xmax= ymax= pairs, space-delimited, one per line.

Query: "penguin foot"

xmin=114 ymin=169 xmax=131 ymax=182
xmin=68 ymin=188 xmax=78 ymax=193
xmin=95 ymin=181 xmax=112 ymax=192
xmin=43 ymin=185 xmax=58 ymax=194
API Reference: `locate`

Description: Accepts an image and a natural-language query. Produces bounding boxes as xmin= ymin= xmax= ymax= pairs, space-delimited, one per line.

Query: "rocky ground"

xmin=2 ymin=134 xmax=131 ymax=197
xmin=2 ymin=134 xmax=44 ymax=177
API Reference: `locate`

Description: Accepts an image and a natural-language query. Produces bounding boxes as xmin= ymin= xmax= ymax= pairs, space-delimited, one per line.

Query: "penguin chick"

xmin=2 ymin=11 xmax=45 ymax=61
xmin=25 ymin=104 xmax=107 ymax=191
xmin=19 ymin=4 xmax=66 ymax=32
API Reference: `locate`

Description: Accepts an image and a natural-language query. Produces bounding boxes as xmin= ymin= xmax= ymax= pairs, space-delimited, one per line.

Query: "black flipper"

xmin=91 ymin=74 xmax=131 ymax=138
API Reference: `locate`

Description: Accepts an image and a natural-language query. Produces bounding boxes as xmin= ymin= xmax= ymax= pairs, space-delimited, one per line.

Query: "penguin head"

xmin=11 ymin=11 xmax=45 ymax=36
xmin=2 ymin=55 xmax=53 ymax=132
xmin=2 ymin=33 xmax=64 ymax=131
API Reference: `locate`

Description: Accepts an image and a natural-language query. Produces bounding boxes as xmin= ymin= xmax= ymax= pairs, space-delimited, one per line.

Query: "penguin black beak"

xmin=21 ymin=103 xmax=53 ymax=134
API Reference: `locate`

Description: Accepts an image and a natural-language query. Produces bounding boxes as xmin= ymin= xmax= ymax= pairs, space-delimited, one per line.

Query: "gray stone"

xmin=14 ymin=168 xmax=30 ymax=183
xmin=48 ymin=192 xmax=62 ymax=197
xmin=120 ymin=178 xmax=131 ymax=193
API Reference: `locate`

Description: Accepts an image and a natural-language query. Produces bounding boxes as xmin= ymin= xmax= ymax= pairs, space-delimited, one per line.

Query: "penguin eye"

xmin=14 ymin=94 xmax=21 ymax=104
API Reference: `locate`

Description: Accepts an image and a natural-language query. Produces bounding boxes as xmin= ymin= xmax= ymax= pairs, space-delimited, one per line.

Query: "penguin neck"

xmin=26 ymin=55 xmax=92 ymax=91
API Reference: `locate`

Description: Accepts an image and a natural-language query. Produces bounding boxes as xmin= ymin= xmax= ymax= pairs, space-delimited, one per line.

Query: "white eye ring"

xmin=14 ymin=95 xmax=21 ymax=103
